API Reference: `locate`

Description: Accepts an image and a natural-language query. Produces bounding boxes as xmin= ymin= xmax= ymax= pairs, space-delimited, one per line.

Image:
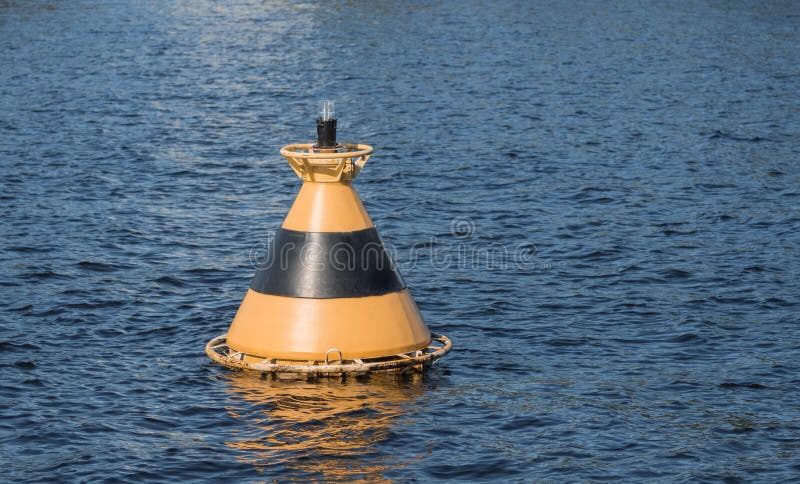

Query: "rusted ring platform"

xmin=280 ymin=142 xmax=373 ymax=159
xmin=279 ymin=143 xmax=373 ymax=182
xmin=206 ymin=333 xmax=452 ymax=378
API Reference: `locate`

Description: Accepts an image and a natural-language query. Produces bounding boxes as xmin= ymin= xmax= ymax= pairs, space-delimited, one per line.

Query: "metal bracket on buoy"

xmin=324 ymin=348 xmax=343 ymax=365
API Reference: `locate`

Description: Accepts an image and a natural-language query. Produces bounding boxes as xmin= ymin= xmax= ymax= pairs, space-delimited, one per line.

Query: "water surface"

xmin=2 ymin=1 xmax=799 ymax=481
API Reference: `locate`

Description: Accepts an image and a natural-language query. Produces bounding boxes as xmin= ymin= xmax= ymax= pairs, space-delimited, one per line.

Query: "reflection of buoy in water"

xmin=221 ymin=371 xmax=424 ymax=480
xmin=207 ymin=101 xmax=451 ymax=378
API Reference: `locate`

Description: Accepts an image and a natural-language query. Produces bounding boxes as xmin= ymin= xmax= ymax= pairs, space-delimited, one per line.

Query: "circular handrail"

xmin=205 ymin=333 xmax=451 ymax=376
xmin=280 ymin=143 xmax=373 ymax=160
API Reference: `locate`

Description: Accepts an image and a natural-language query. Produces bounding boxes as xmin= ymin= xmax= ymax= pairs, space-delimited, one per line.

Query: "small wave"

xmin=76 ymin=261 xmax=134 ymax=272
xmin=154 ymin=275 xmax=186 ymax=287
xmin=663 ymin=268 xmax=692 ymax=279
xmin=7 ymin=304 xmax=33 ymax=312
xmin=707 ymin=130 xmax=770 ymax=143
xmin=663 ymin=228 xmax=697 ymax=236
xmin=134 ymin=325 xmax=180 ymax=336
xmin=0 ymin=341 xmax=41 ymax=352
xmin=670 ymin=333 xmax=704 ymax=343
xmin=19 ymin=270 xmax=69 ymax=280
xmin=498 ymin=415 xmax=560 ymax=430
xmin=66 ymin=300 xmax=127 ymax=310
xmin=6 ymin=246 xmax=56 ymax=254
xmin=719 ymin=382 xmax=768 ymax=390
xmin=426 ymin=458 xmax=521 ymax=479
xmin=545 ymin=337 xmax=593 ymax=347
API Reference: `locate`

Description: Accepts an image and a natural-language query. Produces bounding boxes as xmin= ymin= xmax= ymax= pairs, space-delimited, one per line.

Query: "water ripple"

xmin=2 ymin=0 xmax=800 ymax=481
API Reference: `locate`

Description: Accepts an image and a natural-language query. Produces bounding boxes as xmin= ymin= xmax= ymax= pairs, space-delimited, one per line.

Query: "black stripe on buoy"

xmin=250 ymin=228 xmax=406 ymax=298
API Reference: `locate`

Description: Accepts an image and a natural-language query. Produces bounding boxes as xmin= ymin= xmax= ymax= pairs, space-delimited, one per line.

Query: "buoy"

xmin=206 ymin=101 xmax=451 ymax=378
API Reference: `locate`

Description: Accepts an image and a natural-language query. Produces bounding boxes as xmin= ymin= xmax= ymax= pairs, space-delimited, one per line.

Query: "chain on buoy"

xmin=206 ymin=101 xmax=451 ymax=379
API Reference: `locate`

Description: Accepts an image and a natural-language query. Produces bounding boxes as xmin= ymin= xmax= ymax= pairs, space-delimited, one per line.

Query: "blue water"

xmin=2 ymin=1 xmax=800 ymax=481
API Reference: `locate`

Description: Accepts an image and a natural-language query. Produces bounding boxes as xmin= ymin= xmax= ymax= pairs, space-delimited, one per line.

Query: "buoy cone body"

xmin=225 ymin=145 xmax=431 ymax=362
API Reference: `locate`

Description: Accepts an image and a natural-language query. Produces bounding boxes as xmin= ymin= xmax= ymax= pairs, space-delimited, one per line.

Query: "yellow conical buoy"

xmin=206 ymin=103 xmax=451 ymax=378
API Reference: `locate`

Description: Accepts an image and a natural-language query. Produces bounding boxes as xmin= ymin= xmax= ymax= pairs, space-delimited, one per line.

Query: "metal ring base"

xmin=206 ymin=333 xmax=452 ymax=379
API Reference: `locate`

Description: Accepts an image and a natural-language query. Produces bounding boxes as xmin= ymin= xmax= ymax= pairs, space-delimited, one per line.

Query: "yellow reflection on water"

xmin=220 ymin=371 xmax=427 ymax=482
